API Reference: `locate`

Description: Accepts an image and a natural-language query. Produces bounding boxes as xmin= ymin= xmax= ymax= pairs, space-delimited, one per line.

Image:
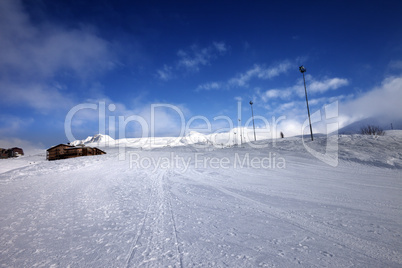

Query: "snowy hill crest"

xmin=70 ymin=134 xmax=115 ymax=146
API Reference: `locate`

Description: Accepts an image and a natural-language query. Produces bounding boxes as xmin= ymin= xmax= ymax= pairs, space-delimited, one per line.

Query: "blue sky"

xmin=1 ymin=0 xmax=402 ymax=149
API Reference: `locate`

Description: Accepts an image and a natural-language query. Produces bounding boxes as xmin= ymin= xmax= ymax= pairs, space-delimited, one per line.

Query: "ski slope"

xmin=0 ymin=132 xmax=401 ymax=267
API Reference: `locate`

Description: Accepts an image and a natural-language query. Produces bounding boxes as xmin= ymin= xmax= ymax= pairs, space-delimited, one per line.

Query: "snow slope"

xmin=338 ymin=118 xmax=402 ymax=134
xmin=0 ymin=132 xmax=401 ymax=267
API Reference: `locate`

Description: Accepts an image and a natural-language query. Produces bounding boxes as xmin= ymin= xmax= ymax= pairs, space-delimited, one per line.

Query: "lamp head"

xmin=249 ymin=101 xmax=253 ymax=105
xmin=299 ymin=65 xmax=306 ymax=73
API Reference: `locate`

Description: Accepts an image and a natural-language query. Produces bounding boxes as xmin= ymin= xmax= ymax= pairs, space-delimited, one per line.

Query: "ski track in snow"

xmin=0 ymin=133 xmax=401 ymax=267
xmin=125 ymin=169 xmax=183 ymax=268
xmin=182 ymin=167 xmax=400 ymax=266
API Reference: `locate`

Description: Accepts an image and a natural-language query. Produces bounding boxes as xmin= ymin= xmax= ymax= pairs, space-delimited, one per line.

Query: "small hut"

xmin=8 ymin=147 xmax=24 ymax=157
xmin=46 ymin=144 xmax=106 ymax=161
xmin=0 ymin=147 xmax=24 ymax=158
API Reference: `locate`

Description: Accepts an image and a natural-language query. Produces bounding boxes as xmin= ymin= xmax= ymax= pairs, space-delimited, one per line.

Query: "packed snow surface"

xmin=1 ymin=132 xmax=401 ymax=267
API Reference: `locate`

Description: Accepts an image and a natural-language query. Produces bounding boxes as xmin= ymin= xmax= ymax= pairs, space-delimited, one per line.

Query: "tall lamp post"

xmin=238 ymin=119 xmax=243 ymax=145
xmin=233 ymin=132 xmax=237 ymax=145
xmin=299 ymin=65 xmax=313 ymax=141
xmin=249 ymin=101 xmax=256 ymax=141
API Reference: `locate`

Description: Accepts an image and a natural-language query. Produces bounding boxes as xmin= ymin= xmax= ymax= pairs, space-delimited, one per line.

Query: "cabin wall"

xmin=47 ymin=145 xmax=105 ymax=161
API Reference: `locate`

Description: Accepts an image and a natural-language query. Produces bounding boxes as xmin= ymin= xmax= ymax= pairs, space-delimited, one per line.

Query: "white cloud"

xmin=0 ymin=0 xmax=114 ymax=111
xmin=258 ymin=75 xmax=349 ymax=101
xmin=195 ymin=82 xmax=222 ymax=92
xmin=0 ymin=115 xmax=34 ymax=135
xmin=279 ymin=101 xmax=296 ymax=111
xmin=340 ymin=76 xmax=402 ymax=123
xmin=196 ymin=60 xmax=293 ymax=92
xmin=156 ymin=64 xmax=174 ymax=80
xmin=388 ymin=60 xmax=402 ymax=70
xmin=177 ymin=48 xmax=209 ymax=70
xmin=157 ymin=42 xmax=227 ymax=78
xmin=228 ymin=65 xmax=262 ymax=87
xmin=213 ymin=42 xmax=227 ymax=53
xmin=228 ymin=61 xmax=292 ymax=87
xmin=177 ymin=42 xmax=227 ymax=71
xmin=308 ymin=94 xmax=352 ymax=106
xmin=260 ymin=89 xmax=293 ymax=102
xmin=308 ymin=77 xmax=349 ymax=94
xmin=0 ymin=0 xmax=113 ymax=80
xmin=1 ymin=82 xmax=74 ymax=113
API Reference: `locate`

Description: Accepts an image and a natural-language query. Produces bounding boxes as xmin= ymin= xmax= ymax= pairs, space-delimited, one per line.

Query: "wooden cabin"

xmin=8 ymin=147 xmax=24 ymax=157
xmin=0 ymin=147 xmax=24 ymax=158
xmin=0 ymin=148 xmax=8 ymax=159
xmin=46 ymin=144 xmax=106 ymax=161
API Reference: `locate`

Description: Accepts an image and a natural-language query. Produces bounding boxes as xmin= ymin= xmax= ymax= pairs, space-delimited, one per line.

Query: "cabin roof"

xmin=47 ymin=144 xmax=105 ymax=154
xmin=46 ymin=144 xmax=75 ymax=151
xmin=94 ymin=148 xmax=106 ymax=154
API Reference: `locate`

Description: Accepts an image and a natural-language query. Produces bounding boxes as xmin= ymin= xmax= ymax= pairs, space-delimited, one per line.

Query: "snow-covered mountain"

xmin=70 ymin=134 xmax=115 ymax=146
xmin=69 ymin=129 xmax=269 ymax=149
xmin=182 ymin=131 xmax=210 ymax=145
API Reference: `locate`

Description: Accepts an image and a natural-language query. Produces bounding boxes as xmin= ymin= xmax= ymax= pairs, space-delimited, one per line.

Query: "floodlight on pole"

xmin=249 ymin=101 xmax=256 ymax=141
xmin=299 ymin=65 xmax=313 ymax=141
